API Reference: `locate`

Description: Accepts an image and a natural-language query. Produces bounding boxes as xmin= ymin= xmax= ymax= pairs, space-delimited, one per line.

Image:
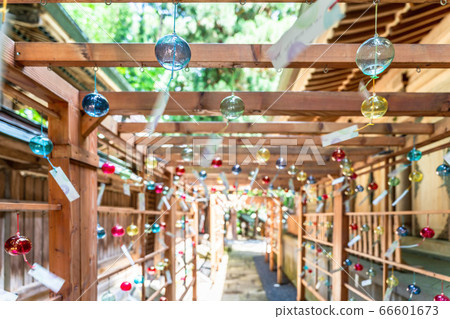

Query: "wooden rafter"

xmin=6 ymin=0 xmax=444 ymax=3
xmin=79 ymin=91 xmax=450 ymax=116
xmin=15 ymin=43 xmax=450 ymax=69
xmin=118 ymin=121 xmax=434 ymax=135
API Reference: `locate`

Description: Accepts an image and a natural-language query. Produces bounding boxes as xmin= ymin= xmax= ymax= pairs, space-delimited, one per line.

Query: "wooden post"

xmin=332 ymin=187 xmax=348 ymax=301
xmin=164 ymin=170 xmax=176 ymax=301
xmin=297 ymin=193 xmax=306 ymax=301
xmin=192 ymin=200 xmax=198 ymax=301
xmin=48 ymin=101 xmax=98 ymax=301
xmin=382 ymin=159 xmax=390 ymax=299
xmin=277 ymin=202 xmax=283 ymax=284
xmin=269 ymin=199 xmax=274 ymax=272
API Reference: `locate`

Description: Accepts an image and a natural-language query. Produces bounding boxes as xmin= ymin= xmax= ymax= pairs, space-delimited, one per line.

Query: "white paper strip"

xmin=0 ymin=289 xmax=18 ymax=301
xmin=121 ymin=244 xmax=135 ymax=266
xmin=289 ymin=178 xmax=295 ymax=193
xmin=388 ymin=164 xmax=410 ymax=178
xmin=249 ymin=167 xmax=259 ymax=189
xmin=361 ymin=278 xmax=372 ymax=287
xmin=123 ymin=183 xmax=131 ymax=196
xmin=200 ymin=136 xmax=222 ymax=167
xmin=384 ymin=240 xmax=399 ymax=258
xmin=219 ymin=172 xmax=230 ymax=190
xmin=321 ymin=125 xmax=359 ymax=147
xmin=50 ymin=167 xmax=80 ymax=202
xmin=97 ymin=183 xmax=106 ymax=206
xmin=138 ymin=192 xmax=145 ymax=211
xmin=162 ymin=196 xmax=171 ymax=210
xmin=29 ymin=263 xmax=65 ymax=293
xmin=158 ymin=236 xmax=168 ymax=248
xmin=372 ymin=189 xmax=389 ymax=206
xmin=444 ymin=151 xmax=450 ymax=165
xmin=166 ymin=188 xmax=175 ymax=200
xmin=180 ymin=200 xmax=189 ymax=212
xmin=267 ymin=0 xmax=344 ymax=69
xmin=355 ymin=274 xmax=359 ymax=288
xmin=384 ymin=287 xmax=393 ymax=301
xmin=165 ymin=231 xmax=175 ymax=238
xmin=392 ymin=188 xmax=410 ymax=207
xmin=347 ymin=235 xmax=361 ymax=247
xmin=315 ymin=280 xmax=322 ymax=290
xmin=316 ymin=202 xmax=324 ymax=213
xmin=165 ymin=270 xmax=172 ymax=285
xmin=332 ymin=176 xmax=345 ymax=185
xmin=146 ymin=91 xmax=170 ymax=135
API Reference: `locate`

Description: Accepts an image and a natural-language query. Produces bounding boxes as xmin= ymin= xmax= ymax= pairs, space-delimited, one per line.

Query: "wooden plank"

xmin=138 ymin=135 xmax=406 ymax=147
xmin=164 ymin=171 xmax=176 ymax=300
xmin=277 ymin=204 xmax=283 ymax=285
xmin=331 ymin=187 xmax=348 ymax=301
xmin=6 ymin=0 xmax=445 ymax=3
xmin=297 ymin=195 xmax=305 ymax=301
xmin=0 ymin=201 xmax=61 ymax=212
xmin=346 ymin=209 xmax=450 ymax=216
xmin=81 ymin=113 xmax=106 ymax=138
xmin=79 ymin=91 xmax=450 ymax=117
xmin=15 ymin=43 xmax=450 ymax=69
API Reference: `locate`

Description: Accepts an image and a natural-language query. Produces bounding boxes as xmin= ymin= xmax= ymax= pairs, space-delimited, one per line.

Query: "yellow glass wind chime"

xmin=355 ymin=2 xmax=394 ymax=130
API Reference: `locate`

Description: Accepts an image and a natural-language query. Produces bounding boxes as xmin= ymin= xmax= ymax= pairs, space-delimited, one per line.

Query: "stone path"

xmin=221 ymin=240 xmax=267 ymax=301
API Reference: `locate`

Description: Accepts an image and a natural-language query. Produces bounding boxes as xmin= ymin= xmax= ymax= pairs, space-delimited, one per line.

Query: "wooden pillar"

xmin=164 ymin=170 xmax=177 ymax=301
xmin=269 ymin=200 xmax=275 ymax=272
xmin=277 ymin=202 xmax=283 ymax=284
xmin=331 ymin=187 xmax=348 ymax=301
xmin=192 ymin=200 xmax=199 ymax=301
xmin=297 ymin=193 xmax=305 ymax=301
xmin=48 ymin=102 xmax=98 ymax=301
xmin=382 ymin=159 xmax=390 ymax=299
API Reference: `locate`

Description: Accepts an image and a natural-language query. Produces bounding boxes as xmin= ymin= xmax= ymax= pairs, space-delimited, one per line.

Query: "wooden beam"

xmin=3 ymin=83 xmax=60 ymax=119
xmin=138 ymin=135 xmax=405 ymax=147
xmin=80 ymin=91 xmax=450 ymax=116
xmin=119 ymin=121 xmax=435 ymax=135
xmin=15 ymin=43 xmax=450 ymax=69
xmin=81 ymin=113 xmax=107 ymax=138
xmin=5 ymin=0 xmax=444 ymax=3
xmin=0 ymin=201 xmax=61 ymax=211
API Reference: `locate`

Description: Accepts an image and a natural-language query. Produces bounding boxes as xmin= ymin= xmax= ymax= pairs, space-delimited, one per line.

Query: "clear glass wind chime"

xmin=355 ymin=2 xmax=394 ymax=129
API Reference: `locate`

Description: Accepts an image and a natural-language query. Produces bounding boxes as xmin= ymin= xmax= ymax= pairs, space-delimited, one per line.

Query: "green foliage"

xmin=16 ymin=108 xmax=47 ymax=127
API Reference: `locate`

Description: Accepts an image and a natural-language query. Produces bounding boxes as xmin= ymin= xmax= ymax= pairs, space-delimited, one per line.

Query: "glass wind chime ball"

xmin=355 ymin=185 xmax=365 ymax=193
xmin=306 ymin=175 xmax=316 ymax=184
xmin=396 ymin=225 xmax=409 ymax=237
xmin=355 ymin=35 xmax=395 ymax=77
xmin=287 ymin=165 xmax=297 ymax=176
xmin=366 ymin=267 xmax=376 ymax=278
xmin=97 ymin=224 xmax=106 ymax=239
xmin=368 ymin=182 xmax=378 ymax=191
xmin=147 ymin=181 xmax=156 ymax=191
xmin=155 ymin=184 xmax=164 ymax=194
xmin=144 ymin=223 xmax=152 ymax=233
xmin=407 ymin=284 xmax=421 ymax=295
xmin=160 ymin=296 xmax=168 ymax=301
xmin=232 ymin=164 xmax=242 ymax=175
xmin=101 ymin=162 xmax=116 ymax=174
xmin=181 ymin=147 xmax=193 ymax=162
xmin=147 ymin=266 xmax=157 ymax=276
xmin=361 ymin=224 xmax=370 ymax=232
xmin=151 ymin=223 xmax=161 ymax=234
xmin=101 ymin=291 xmax=116 ymax=301
xmin=262 ymin=176 xmax=270 ymax=184
xmin=146 ymin=156 xmax=158 ymax=169
xmin=343 ymin=259 xmax=352 ymax=266
xmin=434 ymin=293 xmax=450 ymax=301
xmin=4 ymin=234 xmax=32 ymax=256
xmin=111 ymin=224 xmax=125 ymax=237
xmin=275 ymin=157 xmax=287 ymax=170
xmin=386 ymin=275 xmax=399 ymax=288
xmin=220 ymin=95 xmax=245 ymax=121
xmin=119 ymin=169 xmax=132 ymax=180
xmin=420 ymin=226 xmax=435 ymax=239
xmin=409 ymin=170 xmax=423 ymax=183
xmin=361 ymin=95 xmax=388 ymax=120
xmin=332 ymin=148 xmax=346 ymax=162
xmin=134 ymin=276 xmax=145 ymax=285
xmin=354 ymin=263 xmax=364 ymax=271
xmin=29 ymin=135 xmax=54 ymax=156
xmin=436 ymin=163 xmax=450 ymax=177
xmin=350 ymin=223 xmax=358 ymax=231
xmin=211 ymin=157 xmax=222 ymax=168
xmin=374 ymin=225 xmax=384 ymax=235
xmin=82 ymin=92 xmax=109 ymax=117
xmin=199 ymin=170 xmax=207 ymax=180
xmin=126 ymin=224 xmax=139 ymax=237
xmin=296 ymin=171 xmax=307 ymax=182
xmin=407 ymin=147 xmax=422 ymax=162
xmin=120 ymin=281 xmax=132 ymax=292
xmin=256 ymin=147 xmax=270 ymax=163
xmin=388 ymin=176 xmax=400 ymax=187
xmin=175 ymin=165 xmax=185 ymax=176
xmin=155 ymin=33 xmax=191 ymax=71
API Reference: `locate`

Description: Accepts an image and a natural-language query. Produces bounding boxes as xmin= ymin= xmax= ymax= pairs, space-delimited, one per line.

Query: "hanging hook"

xmin=183 ymin=65 xmax=190 ymax=72
xmin=323 ymin=65 xmax=328 ymax=74
xmin=140 ymin=65 xmax=145 ymax=72
xmin=240 ymin=0 xmax=246 ymax=5
xmin=47 ymin=66 xmax=52 ymax=71
xmin=440 ymin=0 xmax=447 ymax=5
xmin=276 ymin=68 xmax=283 ymax=73
xmin=306 ymin=0 xmax=313 ymax=5
xmin=40 ymin=0 xmax=47 ymax=5
xmin=105 ymin=0 xmax=112 ymax=5
xmin=93 ymin=66 xmax=99 ymax=72
xmin=416 ymin=66 xmax=421 ymax=73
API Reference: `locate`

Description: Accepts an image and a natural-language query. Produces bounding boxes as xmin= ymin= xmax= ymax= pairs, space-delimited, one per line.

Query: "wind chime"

xmin=355 ymin=2 xmax=394 ymax=129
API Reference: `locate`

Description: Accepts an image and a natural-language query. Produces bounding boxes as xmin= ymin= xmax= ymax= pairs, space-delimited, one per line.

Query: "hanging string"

xmin=2 ymin=0 xmax=7 ymax=23
xmin=16 ymin=212 xmax=20 ymax=234
xmin=93 ymin=66 xmax=99 ymax=93
xmin=374 ymin=2 xmax=378 ymax=37
xmin=166 ymin=3 xmax=178 ymax=91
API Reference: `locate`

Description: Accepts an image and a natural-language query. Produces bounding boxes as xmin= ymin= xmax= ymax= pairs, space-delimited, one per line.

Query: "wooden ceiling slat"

xmin=15 ymin=43 xmax=450 ymax=69
xmin=5 ymin=0 xmax=445 ymax=3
